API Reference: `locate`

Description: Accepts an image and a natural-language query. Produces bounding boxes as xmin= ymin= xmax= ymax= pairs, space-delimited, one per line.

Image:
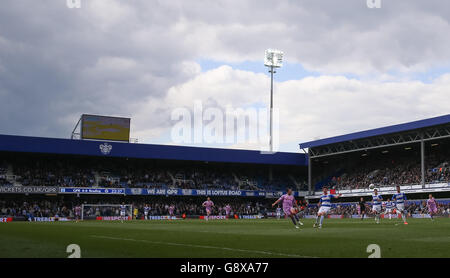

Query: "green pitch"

xmin=0 ymin=218 xmax=449 ymax=258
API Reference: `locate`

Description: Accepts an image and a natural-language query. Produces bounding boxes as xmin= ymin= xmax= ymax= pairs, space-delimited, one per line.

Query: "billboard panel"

xmin=81 ymin=114 xmax=130 ymax=142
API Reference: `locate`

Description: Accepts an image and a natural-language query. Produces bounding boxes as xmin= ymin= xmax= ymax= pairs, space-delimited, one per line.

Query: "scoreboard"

xmin=81 ymin=114 xmax=130 ymax=142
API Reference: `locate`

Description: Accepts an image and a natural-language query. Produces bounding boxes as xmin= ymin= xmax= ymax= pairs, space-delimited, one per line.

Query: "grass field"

xmin=0 ymin=218 xmax=449 ymax=258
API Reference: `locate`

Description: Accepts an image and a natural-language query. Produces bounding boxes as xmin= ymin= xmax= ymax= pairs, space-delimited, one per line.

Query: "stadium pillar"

xmin=269 ymin=65 xmax=274 ymax=153
xmin=421 ymin=138 xmax=425 ymax=187
xmin=308 ymin=151 xmax=312 ymax=194
xmin=264 ymin=49 xmax=283 ymax=153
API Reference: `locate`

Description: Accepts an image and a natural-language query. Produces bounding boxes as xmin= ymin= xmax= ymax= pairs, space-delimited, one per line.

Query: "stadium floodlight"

xmin=264 ymin=49 xmax=283 ymax=153
xmin=264 ymin=49 xmax=284 ymax=68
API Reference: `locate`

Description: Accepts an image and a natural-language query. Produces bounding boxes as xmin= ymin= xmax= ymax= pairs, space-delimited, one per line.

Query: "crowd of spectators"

xmin=0 ymin=155 xmax=306 ymax=191
xmin=0 ymin=197 xmax=271 ymax=218
xmin=0 ymin=162 xmax=11 ymax=186
xmin=75 ymin=199 xmax=268 ymax=218
xmin=320 ymin=152 xmax=449 ymax=191
xmin=2 ymin=196 xmax=450 ymax=219
xmin=133 ymin=199 xmax=266 ymax=217
xmin=0 ymin=199 xmax=72 ymax=218
xmin=12 ymin=158 xmax=96 ymax=188
xmin=2 ymin=149 xmax=448 ymax=193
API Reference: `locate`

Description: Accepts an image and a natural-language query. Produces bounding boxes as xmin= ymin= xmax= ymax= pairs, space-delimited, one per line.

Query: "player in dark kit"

xmin=358 ymin=197 xmax=367 ymax=220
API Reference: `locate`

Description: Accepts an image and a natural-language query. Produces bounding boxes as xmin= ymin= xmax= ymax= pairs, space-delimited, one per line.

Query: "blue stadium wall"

xmin=0 ymin=134 xmax=307 ymax=166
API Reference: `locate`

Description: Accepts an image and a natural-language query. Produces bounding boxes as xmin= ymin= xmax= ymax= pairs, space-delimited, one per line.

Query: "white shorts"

xmin=144 ymin=211 xmax=148 ymax=216
xmin=372 ymin=205 xmax=382 ymax=213
xmin=318 ymin=206 xmax=331 ymax=215
xmin=120 ymin=211 xmax=126 ymax=216
xmin=385 ymin=209 xmax=392 ymax=214
xmin=396 ymin=204 xmax=405 ymax=212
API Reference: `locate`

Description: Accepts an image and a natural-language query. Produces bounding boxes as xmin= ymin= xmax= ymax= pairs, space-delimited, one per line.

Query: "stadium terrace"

xmin=0 ymin=114 xmax=449 ymax=200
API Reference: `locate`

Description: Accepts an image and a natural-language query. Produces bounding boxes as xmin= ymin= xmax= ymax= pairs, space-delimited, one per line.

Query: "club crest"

xmin=99 ymin=143 xmax=112 ymax=155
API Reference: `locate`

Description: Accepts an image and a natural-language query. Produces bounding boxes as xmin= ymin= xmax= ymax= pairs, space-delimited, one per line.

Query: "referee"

xmin=359 ymin=197 xmax=367 ymax=220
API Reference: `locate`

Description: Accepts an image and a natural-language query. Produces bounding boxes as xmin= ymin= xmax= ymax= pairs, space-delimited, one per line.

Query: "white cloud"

xmin=149 ymin=66 xmax=450 ymax=151
xmin=1 ymin=0 xmax=450 ymax=151
xmin=83 ymin=0 xmax=136 ymax=31
xmin=165 ymin=66 xmax=268 ymax=107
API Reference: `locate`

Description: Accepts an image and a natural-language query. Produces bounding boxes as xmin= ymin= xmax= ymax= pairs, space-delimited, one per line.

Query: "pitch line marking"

xmin=90 ymin=235 xmax=317 ymax=258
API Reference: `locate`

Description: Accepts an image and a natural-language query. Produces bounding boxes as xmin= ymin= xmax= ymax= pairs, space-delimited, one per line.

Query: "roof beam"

xmin=309 ymin=127 xmax=450 ymax=158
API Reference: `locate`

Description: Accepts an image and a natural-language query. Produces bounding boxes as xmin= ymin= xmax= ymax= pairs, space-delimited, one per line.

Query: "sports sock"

xmin=291 ymin=217 xmax=297 ymax=226
xmin=319 ymin=215 xmax=324 ymax=226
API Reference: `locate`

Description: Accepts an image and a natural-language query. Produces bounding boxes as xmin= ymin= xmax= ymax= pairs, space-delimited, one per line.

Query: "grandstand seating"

xmin=314 ymin=145 xmax=450 ymax=190
xmin=0 ymin=154 xmax=308 ymax=191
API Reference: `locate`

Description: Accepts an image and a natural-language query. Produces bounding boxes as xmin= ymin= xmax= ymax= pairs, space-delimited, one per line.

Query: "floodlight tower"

xmin=264 ymin=49 xmax=283 ymax=153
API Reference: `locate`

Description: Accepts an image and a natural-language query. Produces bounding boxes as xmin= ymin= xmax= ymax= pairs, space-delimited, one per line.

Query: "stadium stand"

xmin=0 ymin=153 xmax=308 ymax=191
xmin=316 ymin=145 xmax=450 ymax=190
xmin=300 ymin=114 xmax=450 ymax=191
xmin=0 ymin=115 xmax=449 ymax=221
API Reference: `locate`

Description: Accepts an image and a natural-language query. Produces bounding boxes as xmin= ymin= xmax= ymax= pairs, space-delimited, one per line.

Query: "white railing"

xmin=310 ymin=182 xmax=450 ymax=197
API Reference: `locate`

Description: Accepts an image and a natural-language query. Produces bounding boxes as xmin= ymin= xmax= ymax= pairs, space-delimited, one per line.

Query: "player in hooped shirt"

xmin=384 ymin=198 xmax=394 ymax=220
xmin=314 ymin=187 xmax=342 ymax=229
xmin=272 ymin=188 xmax=302 ymax=229
xmin=120 ymin=202 xmax=127 ymax=223
xmin=202 ymin=197 xmax=214 ymax=221
xmin=144 ymin=204 xmax=150 ymax=220
xmin=392 ymin=185 xmax=408 ymax=225
xmin=427 ymin=194 xmax=438 ymax=221
xmin=276 ymin=206 xmax=282 ymax=220
xmin=372 ymin=188 xmax=383 ymax=224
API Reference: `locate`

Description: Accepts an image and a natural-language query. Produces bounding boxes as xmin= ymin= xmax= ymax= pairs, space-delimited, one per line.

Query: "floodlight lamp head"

xmin=264 ymin=49 xmax=283 ymax=68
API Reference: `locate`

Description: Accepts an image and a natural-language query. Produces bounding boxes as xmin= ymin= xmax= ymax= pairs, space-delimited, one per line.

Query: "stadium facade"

xmin=0 ymin=133 xmax=308 ymax=198
xmin=0 ymin=114 xmax=449 ymax=200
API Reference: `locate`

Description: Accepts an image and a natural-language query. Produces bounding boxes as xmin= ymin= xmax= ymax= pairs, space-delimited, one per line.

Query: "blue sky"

xmin=198 ymin=59 xmax=321 ymax=82
xmin=198 ymin=59 xmax=450 ymax=84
